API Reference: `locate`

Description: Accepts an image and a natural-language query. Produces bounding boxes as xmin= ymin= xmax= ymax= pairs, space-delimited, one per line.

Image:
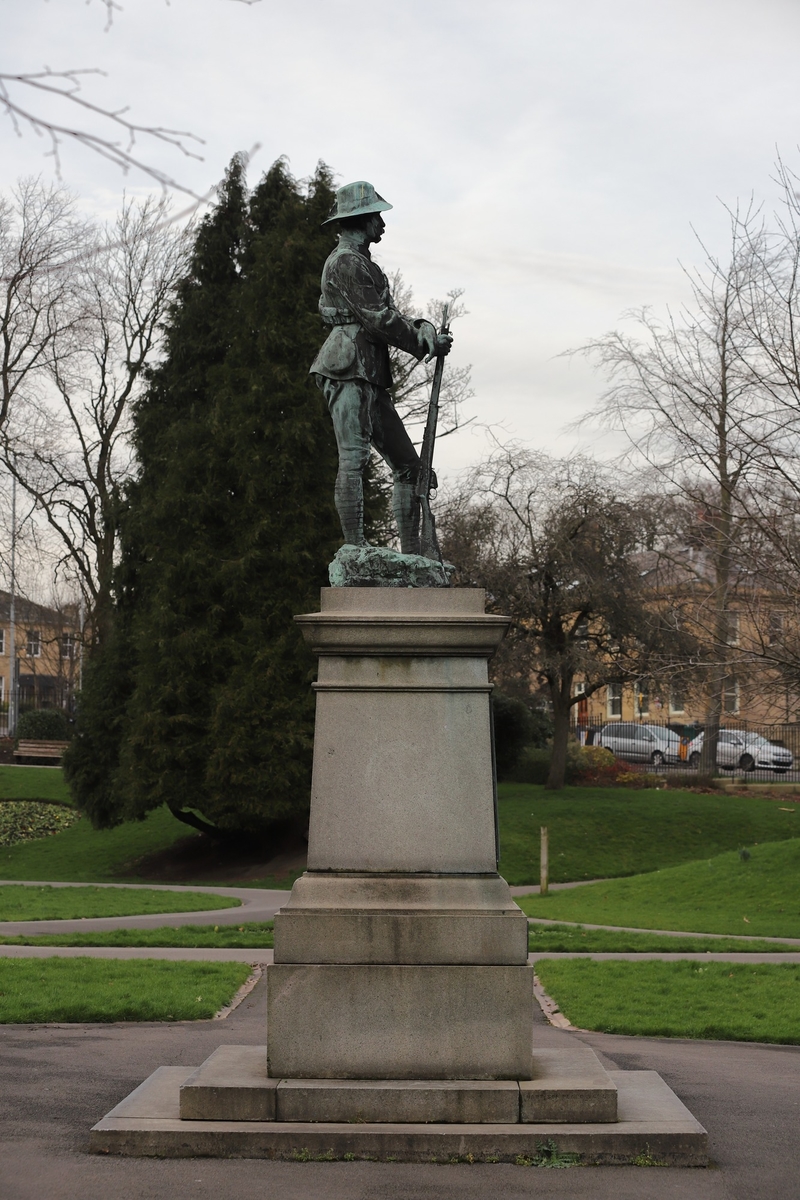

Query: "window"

xmin=574 ymin=620 xmax=589 ymax=646
xmin=769 ymin=612 xmax=785 ymax=645
xmin=607 ymin=682 xmax=622 ymax=718
xmin=635 ymin=678 xmax=650 ymax=716
xmin=61 ymin=634 xmax=76 ymax=660
xmin=726 ymin=613 xmax=739 ymax=646
xmin=26 ymin=631 xmax=40 ymax=658
xmin=723 ymin=677 xmax=739 ymax=714
xmin=0 ymin=629 xmax=5 ymax=656
xmin=669 ymin=687 xmax=685 ymax=714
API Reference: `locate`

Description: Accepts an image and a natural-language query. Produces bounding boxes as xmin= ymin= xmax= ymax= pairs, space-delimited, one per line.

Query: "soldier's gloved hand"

xmin=420 ymin=324 xmax=454 ymax=363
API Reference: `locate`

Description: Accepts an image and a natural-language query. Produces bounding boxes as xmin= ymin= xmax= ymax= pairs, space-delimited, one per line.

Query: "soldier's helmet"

xmin=321 ymin=181 xmax=393 ymax=226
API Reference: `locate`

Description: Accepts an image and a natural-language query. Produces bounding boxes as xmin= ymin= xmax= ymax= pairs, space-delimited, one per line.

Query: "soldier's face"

xmin=366 ymin=214 xmax=385 ymax=243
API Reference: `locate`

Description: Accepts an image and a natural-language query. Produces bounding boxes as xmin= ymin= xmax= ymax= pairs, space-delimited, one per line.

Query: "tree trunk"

xmin=546 ymin=678 xmax=572 ymax=790
xmin=700 ymin=674 xmax=723 ymax=775
xmin=701 ymin=437 xmax=734 ymax=775
xmin=167 ymin=804 xmax=227 ymax=840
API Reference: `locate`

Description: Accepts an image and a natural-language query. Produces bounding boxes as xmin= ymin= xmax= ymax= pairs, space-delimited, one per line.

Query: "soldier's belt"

xmin=320 ymin=307 xmax=359 ymax=327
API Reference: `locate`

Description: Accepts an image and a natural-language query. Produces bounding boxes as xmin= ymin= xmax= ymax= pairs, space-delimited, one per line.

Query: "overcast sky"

xmin=5 ymin=0 xmax=800 ymax=478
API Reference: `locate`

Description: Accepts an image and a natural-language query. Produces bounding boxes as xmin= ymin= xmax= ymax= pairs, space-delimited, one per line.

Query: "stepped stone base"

xmin=180 ymin=1046 xmax=615 ymax=1124
xmin=180 ymin=1046 xmax=274 ymax=1121
xmin=522 ymin=1049 xmax=618 ymax=1123
xmin=91 ymin=1064 xmax=708 ymax=1165
xmin=277 ymin=1078 xmax=521 ymax=1124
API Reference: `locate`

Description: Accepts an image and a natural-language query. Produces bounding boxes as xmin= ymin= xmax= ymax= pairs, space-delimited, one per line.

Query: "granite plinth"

xmin=266 ymin=964 xmax=534 ymax=1080
xmin=294 ymin=589 xmax=507 ymax=875
xmin=273 ymin=872 xmax=529 ymax=965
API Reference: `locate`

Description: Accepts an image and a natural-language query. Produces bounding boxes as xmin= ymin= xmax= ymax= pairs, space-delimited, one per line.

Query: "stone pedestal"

xmin=90 ymin=586 xmax=709 ymax=1164
xmin=267 ymin=588 xmax=534 ymax=1081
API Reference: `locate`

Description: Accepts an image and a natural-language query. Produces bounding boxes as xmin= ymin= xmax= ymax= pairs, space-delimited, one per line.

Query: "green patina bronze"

xmin=329 ymin=544 xmax=454 ymax=589
xmin=310 ymin=181 xmax=453 ymax=583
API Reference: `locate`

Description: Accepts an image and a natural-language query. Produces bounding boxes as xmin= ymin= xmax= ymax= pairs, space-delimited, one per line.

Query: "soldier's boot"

xmin=335 ymin=468 xmax=369 ymax=546
xmin=393 ymin=478 xmax=420 ymax=556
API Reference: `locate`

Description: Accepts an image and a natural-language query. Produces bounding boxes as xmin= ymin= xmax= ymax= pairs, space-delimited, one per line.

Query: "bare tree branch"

xmin=1 ymin=0 xmax=262 ymax=196
xmin=0 ymin=68 xmax=207 ymax=199
xmin=0 ymin=187 xmax=190 ymax=638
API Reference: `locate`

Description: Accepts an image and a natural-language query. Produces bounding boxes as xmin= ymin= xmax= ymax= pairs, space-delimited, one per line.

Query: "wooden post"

xmin=540 ymin=825 xmax=549 ymax=896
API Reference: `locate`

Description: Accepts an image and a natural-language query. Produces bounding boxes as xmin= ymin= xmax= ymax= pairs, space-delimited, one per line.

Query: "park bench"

xmin=13 ymin=739 xmax=70 ymax=763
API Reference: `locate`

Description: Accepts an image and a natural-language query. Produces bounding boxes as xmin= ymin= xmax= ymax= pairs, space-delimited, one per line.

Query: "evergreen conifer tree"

xmin=118 ymin=157 xmax=351 ymax=835
xmin=65 ymin=155 xmax=251 ymax=827
xmin=70 ymin=156 xmax=386 ymax=837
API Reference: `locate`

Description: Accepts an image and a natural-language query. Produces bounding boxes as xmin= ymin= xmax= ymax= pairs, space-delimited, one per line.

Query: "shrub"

xmin=528 ymin=707 xmax=554 ymax=749
xmin=613 ymin=771 xmax=665 ymax=789
xmin=493 ymin=693 xmax=537 ymax=777
xmin=16 ymin=709 xmax=72 ymax=742
xmin=506 ymin=746 xmax=551 ymax=785
xmin=572 ymin=744 xmax=625 ymax=785
xmin=505 ymin=742 xmax=655 ymax=787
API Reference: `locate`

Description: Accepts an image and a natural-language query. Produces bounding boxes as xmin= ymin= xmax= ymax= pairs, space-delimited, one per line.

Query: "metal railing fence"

xmin=572 ymin=716 xmax=800 ymax=780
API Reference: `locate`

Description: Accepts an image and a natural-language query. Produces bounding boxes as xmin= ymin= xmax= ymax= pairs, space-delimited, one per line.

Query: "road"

xmin=0 ymin=967 xmax=797 ymax=1200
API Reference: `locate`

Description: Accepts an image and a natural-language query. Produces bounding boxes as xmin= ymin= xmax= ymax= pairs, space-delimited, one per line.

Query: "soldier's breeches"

xmin=321 ymin=378 xmax=420 ymax=551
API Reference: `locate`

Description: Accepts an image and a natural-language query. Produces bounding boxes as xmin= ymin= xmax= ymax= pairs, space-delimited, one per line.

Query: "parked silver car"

xmin=597 ymin=722 xmax=682 ymax=766
xmin=687 ymin=729 xmax=793 ymax=773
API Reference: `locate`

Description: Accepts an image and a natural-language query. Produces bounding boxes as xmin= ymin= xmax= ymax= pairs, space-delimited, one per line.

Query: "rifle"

xmin=414 ymin=304 xmax=450 ymax=581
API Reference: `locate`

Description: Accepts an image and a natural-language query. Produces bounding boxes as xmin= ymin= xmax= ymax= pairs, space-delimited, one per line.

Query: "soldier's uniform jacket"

xmin=310 ymin=240 xmax=432 ymax=389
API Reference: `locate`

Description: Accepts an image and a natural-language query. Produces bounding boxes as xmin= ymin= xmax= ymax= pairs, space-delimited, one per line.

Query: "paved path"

xmin=1 ymin=967 xmax=797 ymax=1199
xmin=4 ymin=878 xmax=800 ymax=947
xmin=0 ymin=881 xmax=290 ymax=935
xmin=2 ymin=946 xmax=799 ymax=966
xmin=508 ymin=880 xmax=606 ymax=895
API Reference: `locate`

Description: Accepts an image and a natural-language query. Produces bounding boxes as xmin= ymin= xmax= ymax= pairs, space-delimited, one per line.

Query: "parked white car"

xmin=687 ymin=729 xmax=793 ymax=773
xmin=597 ymin=722 xmax=682 ymax=766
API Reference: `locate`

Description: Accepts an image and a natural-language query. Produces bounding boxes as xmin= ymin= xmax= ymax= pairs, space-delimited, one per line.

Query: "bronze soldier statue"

xmin=310 ymin=181 xmax=453 ymax=553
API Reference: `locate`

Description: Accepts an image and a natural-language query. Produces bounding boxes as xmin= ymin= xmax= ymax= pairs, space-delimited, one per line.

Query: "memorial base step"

xmin=92 ymin=1064 xmax=708 ymax=1165
xmin=179 ymin=1044 xmax=618 ymax=1124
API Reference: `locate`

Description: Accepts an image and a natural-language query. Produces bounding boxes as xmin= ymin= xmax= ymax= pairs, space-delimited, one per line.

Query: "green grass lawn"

xmin=0 ymin=921 xmax=274 ymax=948
xmin=535 ymin=958 xmax=800 ymax=1043
xmin=0 ymin=957 xmax=252 ymax=1022
xmin=497 ymin=783 xmax=800 ymax=885
xmin=527 ymin=923 xmax=800 ymax=953
xmin=519 ymin=838 xmax=800 ymax=938
xmin=0 ymin=884 xmax=240 ymax=921
xmin=0 ymin=766 xmax=72 ymax=804
xmin=5 ymin=779 xmax=799 ymax=894
xmin=0 ymin=796 xmax=300 ymax=889
xmin=0 ymin=804 xmax=203 ymax=882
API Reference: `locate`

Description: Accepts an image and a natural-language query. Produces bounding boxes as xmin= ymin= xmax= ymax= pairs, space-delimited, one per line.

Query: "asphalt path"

xmin=1 ymin=946 xmax=800 ymax=966
xmin=1 ymin=967 xmax=797 ymax=1200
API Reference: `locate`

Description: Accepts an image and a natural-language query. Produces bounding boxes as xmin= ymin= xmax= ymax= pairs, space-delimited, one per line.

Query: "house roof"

xmin=0 ymin=590 xmax=79 ymax=628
